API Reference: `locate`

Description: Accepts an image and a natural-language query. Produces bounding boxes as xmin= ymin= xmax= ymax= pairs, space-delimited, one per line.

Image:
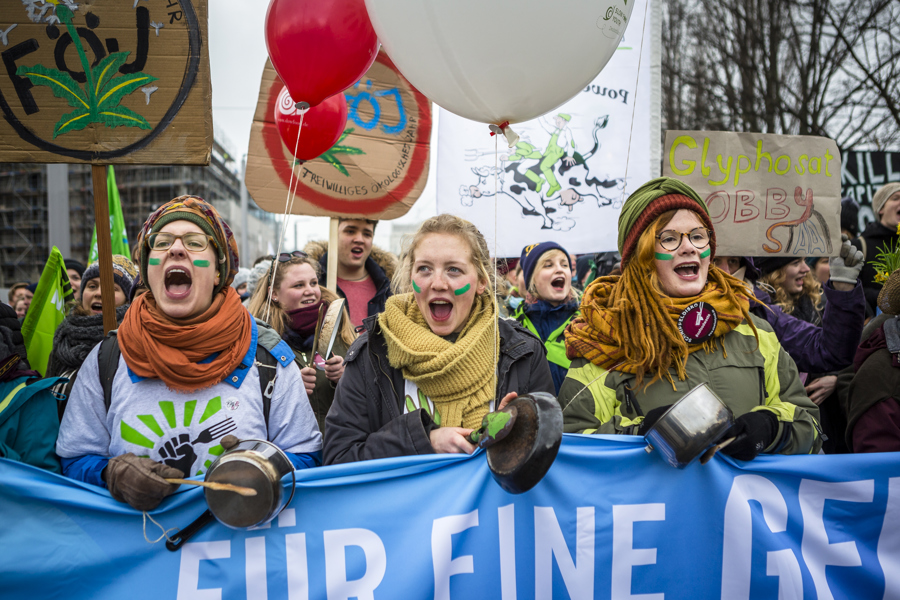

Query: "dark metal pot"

xmin=643 ymin=383 xmax=734 ymax=469
xmin=166 ymin=439 xmax=295 ymax=551
xmin=485 ymin=392 xmax=563 ymax=494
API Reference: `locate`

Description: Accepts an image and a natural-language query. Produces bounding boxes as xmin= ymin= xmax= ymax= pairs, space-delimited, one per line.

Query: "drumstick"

xmin=699 ymin=437 xmax=736 ymax=465
xmin=166 ymin=478 xmax=257 ymax=496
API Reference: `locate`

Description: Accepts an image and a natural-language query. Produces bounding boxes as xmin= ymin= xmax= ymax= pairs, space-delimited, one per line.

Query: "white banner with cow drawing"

xmin=436 ymin=0 xmax=653 ymax=257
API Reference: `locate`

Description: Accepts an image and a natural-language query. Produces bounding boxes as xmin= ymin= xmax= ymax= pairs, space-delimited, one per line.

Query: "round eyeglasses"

xmin=655 ymin=227 xmax=711 ymax=252
xmin=147 ymin=232 xmax=216 ymax=253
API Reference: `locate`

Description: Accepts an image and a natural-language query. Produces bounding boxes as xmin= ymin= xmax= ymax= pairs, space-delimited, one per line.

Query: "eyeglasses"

xmin=655 ymin=227 xmax=711 ymax=251
xmin=147 ymin=232 xmax=216 ymax=253
xmin=277 ymin=250 xmax=308 ymax=262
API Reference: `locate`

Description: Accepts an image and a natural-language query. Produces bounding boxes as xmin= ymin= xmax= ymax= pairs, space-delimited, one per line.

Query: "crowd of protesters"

xmin=2 ymin=179 xmax=899 ymax=512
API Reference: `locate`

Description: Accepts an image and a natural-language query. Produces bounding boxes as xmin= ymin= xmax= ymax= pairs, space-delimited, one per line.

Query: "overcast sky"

xmin=207 ymin=1 xmax=437 ymax=249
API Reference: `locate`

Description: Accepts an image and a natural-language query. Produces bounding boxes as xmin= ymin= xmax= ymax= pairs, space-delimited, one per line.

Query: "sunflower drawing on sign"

xmin=15 ymin=0 xmax=157 ymax=138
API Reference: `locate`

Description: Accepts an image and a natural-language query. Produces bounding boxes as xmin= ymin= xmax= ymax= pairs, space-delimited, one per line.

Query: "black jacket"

xmin=323 ymin=315 xmax=555 ymax=464
xmin=852 ymin=221 xmax=898 ymax=312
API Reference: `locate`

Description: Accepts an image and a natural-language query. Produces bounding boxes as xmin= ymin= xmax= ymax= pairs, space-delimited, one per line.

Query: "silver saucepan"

xmin=167 ymin=439 xmax=295 ymax=551
xmin=643 ymin=383 xmax=734 ymax=469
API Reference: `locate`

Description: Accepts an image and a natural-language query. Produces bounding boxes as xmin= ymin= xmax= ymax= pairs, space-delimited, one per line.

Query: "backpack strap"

xmin=97 ymin=327 xmax=280 ymax=428
xmin=97 ymin=330 xmax=121 ymax=412
xmin=255 ymin=345 xmax=279 ymax=428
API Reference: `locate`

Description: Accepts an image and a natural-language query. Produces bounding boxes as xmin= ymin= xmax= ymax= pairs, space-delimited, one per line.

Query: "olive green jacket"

xmin=560 ymin=314 xmax=822 ymax=456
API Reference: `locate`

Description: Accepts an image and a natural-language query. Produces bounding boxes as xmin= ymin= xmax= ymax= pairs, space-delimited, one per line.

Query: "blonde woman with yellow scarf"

xmin=560 ymin=178 xmax=822 ymax=460
xmin=324 ymin=214 xmax=554 ymax=464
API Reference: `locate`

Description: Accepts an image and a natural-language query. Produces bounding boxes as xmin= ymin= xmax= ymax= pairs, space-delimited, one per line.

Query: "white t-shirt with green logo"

xmin=57 ymin=344 xmax=322 ymax=477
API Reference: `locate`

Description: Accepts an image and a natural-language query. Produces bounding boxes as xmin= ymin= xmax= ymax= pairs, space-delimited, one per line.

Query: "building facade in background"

xmin=0 ymin=138 xmax=277 ymax=286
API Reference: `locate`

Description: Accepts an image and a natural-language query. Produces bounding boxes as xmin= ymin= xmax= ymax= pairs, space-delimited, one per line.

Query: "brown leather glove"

xmin=104 ymin=453 xmax=183 ymax=511
xmin=220 ymin=435 xmax=240 ymax=451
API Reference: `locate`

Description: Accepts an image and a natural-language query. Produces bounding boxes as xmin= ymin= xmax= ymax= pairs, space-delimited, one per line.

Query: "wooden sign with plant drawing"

xmin=0 ymin=0 xmax=211 ymax=333
xmin=0 ymin=0 xmax=211 ymax=164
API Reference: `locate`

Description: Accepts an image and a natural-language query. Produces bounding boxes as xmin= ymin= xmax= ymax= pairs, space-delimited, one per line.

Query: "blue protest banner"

xmin=2 ymin=434 xmax=898 ymax=599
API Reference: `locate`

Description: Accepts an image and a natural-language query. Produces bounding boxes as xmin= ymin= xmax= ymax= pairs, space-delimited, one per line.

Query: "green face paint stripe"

xmin=193 ymin=259 xmax=211 ymax=267
xmin=159 ymin=401 xmax=176 ymax=428
xmin=148 ymin=258 xmax=161 ymax=265
xmin=700 ymin=248 xmax=711 ymax=258
xmin=137 ymin=414 xmax=164 ymax=438
xmin=454 ymin=283 xmax=471 ymax=296
xmin=412 ymin=280 xmax=422 ymax=293
xmin=199 ymin=396 xmax=222 ymax=424
xmin=655 ymin=252 xmax=675 ymax=260
xmin=120 ymin=421 xmax=156 ymax=449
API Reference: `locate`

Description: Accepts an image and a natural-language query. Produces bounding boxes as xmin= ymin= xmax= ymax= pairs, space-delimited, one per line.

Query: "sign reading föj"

xmin=664 ymin=131 xmax=842 ymax=257
xmin=0 ymin=0 xmax=211 ymax=165
xmin=245 ymin=50 xmax=431 ymax=220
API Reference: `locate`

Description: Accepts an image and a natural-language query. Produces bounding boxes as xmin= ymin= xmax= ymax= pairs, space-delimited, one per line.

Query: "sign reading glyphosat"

xmin=0 ymin=0 xmax=211 ymax=165
xmin=664 ymin=131 xmax=842 ymax=257
xmin=245 ymin=50 xmax=431 ymax=220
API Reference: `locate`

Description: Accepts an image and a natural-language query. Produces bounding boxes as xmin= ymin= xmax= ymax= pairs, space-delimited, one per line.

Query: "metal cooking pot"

xmin=643 ymin=383 xmax=734 ymax=469
xmin=166 ymin=439 xmax=295 ymax=551
xmin=484 ymin=392 xmax=563 ymax=494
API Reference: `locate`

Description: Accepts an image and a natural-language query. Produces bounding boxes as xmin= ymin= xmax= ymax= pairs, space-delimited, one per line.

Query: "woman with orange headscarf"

xmin=560 ymin=178 xmax=822 ymax=460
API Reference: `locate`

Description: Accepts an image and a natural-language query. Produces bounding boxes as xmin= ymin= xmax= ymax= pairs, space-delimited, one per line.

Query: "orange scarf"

xmin=118 ymin=287 xmax=252 ymax=392
xmin=565 ymin=276 xmax=749 ymax=374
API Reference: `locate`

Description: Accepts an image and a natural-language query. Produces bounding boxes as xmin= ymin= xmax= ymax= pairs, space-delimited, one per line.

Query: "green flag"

xmin=89 ymin=166 xmax=130 ymax=263
xmin=22 ymin=246 xmax=74 ymax=376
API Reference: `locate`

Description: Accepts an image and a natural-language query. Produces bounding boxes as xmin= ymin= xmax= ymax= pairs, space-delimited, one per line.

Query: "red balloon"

xmin=265 ymin=0 xmax=379 ymax=108
xmin=274 ymin=87 xmax=348 ymax=161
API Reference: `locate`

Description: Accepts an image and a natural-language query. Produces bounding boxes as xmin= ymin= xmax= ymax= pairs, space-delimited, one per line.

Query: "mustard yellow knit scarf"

xmin=378 ymin=292 xmax=498 ymax=429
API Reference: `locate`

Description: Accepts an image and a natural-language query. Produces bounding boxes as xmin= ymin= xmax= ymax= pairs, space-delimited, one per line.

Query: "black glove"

xmin=638 ymin=405 xmax=673 ymax=435
xmin=104 ymin=453 xmax=183 ymax=511
xmin=720 ymin=411 xmax=779 ymax=461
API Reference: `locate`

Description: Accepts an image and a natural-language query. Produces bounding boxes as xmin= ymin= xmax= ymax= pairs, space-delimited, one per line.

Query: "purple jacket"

xmin=750 ymin=281 xmax=865 ymax=373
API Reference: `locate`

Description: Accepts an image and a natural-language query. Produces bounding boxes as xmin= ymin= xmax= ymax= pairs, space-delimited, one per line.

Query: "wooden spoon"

xmin=166 ymin=478 xmax=257 ymax=497
xmin=700 ymin=437 xmax=736 ymax=465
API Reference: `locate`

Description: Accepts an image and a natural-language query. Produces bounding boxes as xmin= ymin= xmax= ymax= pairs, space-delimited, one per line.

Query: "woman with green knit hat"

xmin=560 ymin=177 xmax=822 ymax=460
xmin=57 ymin=196 xmax=322 ymax=512
xmin=324 ymin=214 xmax=554 ymax=464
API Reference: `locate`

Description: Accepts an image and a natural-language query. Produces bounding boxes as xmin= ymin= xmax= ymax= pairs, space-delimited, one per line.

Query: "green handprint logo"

xmin=119 ymin=397 xmax=227 ymax=476
xmin=15 ymin=3 xmax=157 ymax=138
xmin=405 ymin=389 xmax=441 ymax=425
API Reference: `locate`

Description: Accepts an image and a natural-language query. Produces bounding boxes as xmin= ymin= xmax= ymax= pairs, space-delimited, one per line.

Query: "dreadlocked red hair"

xmin=608 ymin=211 xmax=759 ymax=389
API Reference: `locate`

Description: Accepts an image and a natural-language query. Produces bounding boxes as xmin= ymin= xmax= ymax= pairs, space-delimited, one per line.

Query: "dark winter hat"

xmin=840 ymin=197 xmax=860 ymax=237
xmin=64 ymin=259 xmax=86 ymax=278
xmin=0 ymin=303 xmax=24 ymax=350
xmin=753 ymin=256 xmax=797 ymax=278
xmin=520 ymin=241 xmax=569 ymax=290
xmin=137 ymin=195 xmax=239 ymax=296
xmin=25 ymin=282 xmax=37 ymax=293
xmin=82 ymin=255 xmax=138 ymax=300
xmin=618 ymin=177 xmax=715 ymax=265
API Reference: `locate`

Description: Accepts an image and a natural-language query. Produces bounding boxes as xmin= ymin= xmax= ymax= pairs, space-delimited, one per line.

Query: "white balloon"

xmin=364 ymin=0 xmax=634 ymax=125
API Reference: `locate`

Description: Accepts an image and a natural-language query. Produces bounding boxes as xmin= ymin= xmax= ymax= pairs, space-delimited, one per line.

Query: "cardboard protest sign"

xmin=0 ymin=0 xmax=211 ymax=165
xmin=245 ymin=50 xmax=431 ymax=219
xmin=664 ymin=131 xmax=841 ymax=257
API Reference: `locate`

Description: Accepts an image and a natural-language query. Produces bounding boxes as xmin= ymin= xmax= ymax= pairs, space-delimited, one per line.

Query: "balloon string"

xmin=266 ymin=105 xmax=308 ymax=323
xmin=493 ymin=134 xmax=499 ymax=408
xmin=621 ymin=0 xmax=650 ymax=204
